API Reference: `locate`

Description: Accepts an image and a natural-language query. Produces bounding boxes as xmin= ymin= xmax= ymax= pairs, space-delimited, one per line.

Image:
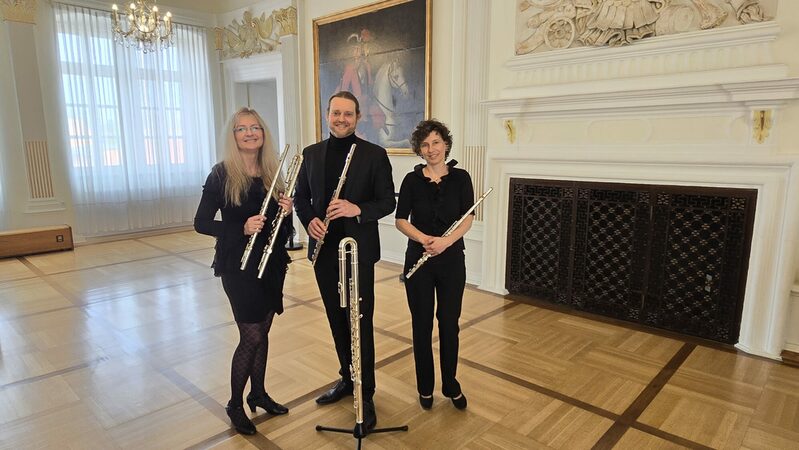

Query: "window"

xmin=54 ymin=3 xmax=215 ymax=236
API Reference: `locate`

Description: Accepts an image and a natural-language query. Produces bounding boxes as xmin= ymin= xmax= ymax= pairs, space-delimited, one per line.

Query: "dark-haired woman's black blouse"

xmin=395 ymin=160 xmax=475 ymax=265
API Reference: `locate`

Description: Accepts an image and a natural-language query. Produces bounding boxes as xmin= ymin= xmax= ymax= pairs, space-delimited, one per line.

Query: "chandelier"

xmin=111 ymin=1 xmax=173 ymax=53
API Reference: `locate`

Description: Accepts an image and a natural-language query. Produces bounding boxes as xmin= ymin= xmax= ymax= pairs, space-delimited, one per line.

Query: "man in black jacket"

xmin=294 ymin=91 xmax=395 ymax=432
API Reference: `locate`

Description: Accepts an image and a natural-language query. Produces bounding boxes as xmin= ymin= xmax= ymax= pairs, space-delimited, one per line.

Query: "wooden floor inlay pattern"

xmin=1 ymin=230 xmax=797 ymax=449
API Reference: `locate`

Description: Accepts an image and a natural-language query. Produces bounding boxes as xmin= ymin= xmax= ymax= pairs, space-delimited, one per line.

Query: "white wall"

xmin=772 ymin=2 xmax=799 ymax=289
xmin=1 ymin=10 xmax=74 ymax=231
xmin=0 ymin=20 xmax=20 ymax=230
xmin=245 ymin=80 xmax=281 ymax=151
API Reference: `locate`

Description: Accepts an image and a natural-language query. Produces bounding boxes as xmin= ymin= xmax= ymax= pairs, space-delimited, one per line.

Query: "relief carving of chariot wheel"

xmin=544 ymin=17 xmax=575 ymax=49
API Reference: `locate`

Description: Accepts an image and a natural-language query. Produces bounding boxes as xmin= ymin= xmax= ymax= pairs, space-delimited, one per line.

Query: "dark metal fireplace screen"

xmin=506 ymin=179 xmax=756 ymax=344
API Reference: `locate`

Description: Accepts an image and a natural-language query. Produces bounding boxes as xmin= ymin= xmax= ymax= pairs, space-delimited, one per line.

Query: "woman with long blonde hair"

xmin=195 ymin=107 xmax=292 ymax=435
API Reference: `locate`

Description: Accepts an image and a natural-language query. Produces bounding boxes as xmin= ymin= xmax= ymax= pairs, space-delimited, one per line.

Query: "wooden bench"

xmin=0 ymin=225 xmax=74 ymax=258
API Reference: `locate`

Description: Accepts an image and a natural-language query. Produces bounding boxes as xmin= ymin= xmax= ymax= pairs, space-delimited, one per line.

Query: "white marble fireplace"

xmin=480 ymin=22 xmax=799 ymax=359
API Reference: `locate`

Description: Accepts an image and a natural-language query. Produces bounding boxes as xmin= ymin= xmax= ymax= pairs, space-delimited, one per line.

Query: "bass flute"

xmin=337 ymin=237 xmax=366 ymax=438
xmin=405 ymin=187 xmax=494 ymax=279
xmin=315 ymin=238 xmax=409 ymax=441
xmin=257 ymin=152 xmax=303 ymax=279
xmin=310 ymin=143 xmax=356 ymax=266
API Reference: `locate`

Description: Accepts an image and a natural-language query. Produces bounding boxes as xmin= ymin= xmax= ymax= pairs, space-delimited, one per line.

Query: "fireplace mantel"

xmin=484 ymin=76 xmax=799 ymax=120
xmin=480 ymin=68 xmax=799 ymax=360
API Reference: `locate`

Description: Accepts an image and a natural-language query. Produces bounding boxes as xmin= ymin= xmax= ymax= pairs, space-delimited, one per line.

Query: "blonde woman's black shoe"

xmin=225 ymin=402 xmax=256 ymax=435
xmin=247 ymin=392 xmax=288 ymax=415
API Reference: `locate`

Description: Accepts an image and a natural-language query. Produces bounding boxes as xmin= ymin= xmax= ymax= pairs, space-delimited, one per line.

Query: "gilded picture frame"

xmin=313 ymin=0 xmax=431 ymax=155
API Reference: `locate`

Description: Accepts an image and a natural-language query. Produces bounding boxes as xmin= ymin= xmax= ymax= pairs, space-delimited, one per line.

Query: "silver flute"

xmin=405 ymin=187 xmax=494 ymax=279
xmin=240 ymin=144 xmax=290 ymax=271
xmin=256 ymin=152 xmax=303 ymax=279
xmin=310 ymin=143 xmax=356 ymax=266
xmin=338 ymin=237 xmax=365 ymax=436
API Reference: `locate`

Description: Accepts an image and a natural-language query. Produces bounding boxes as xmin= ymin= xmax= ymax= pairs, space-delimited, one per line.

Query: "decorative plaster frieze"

xmin=515 ymin=0 xmax=773 ymax=55
xmin=509 ymin=21 xmax=780 ymax=88
xmin=1 ymin=0 xmax=37 ymax=24
xmin=508 ymin=21 xmax=779 ymax=71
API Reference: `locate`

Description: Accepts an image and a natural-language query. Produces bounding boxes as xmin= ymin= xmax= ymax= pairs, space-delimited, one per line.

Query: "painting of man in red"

xmin=337 ymin=28 xmax=385 ymax=137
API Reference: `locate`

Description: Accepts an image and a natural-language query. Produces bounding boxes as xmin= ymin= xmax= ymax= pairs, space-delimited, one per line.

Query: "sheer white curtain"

xmin=0 ymin=21 xmax=13 ymax=231
xmin=0 ymin=132 xmax=7 ymax=230
xmin=53 ymin=3 xmax=215 ymax=236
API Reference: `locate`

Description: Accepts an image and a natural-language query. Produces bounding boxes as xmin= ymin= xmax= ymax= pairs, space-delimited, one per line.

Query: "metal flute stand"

xmin=316 ymin=238 xmax=408 ymax=449
xmin=285 ymin=222 xmax=303 ymax=251
xmin=315 ymin=414 xmax=408 ymax=449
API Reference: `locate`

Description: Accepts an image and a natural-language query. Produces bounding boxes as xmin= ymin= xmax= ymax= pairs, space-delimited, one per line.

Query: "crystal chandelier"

xmin=111 ymin=1 xmax=173 ymax=53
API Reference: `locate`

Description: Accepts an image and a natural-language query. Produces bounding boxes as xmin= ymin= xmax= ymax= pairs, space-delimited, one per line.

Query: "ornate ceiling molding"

xmin=213 ymin=6 xmax=297 ymax=60
xmin=1 ymin=0 xmax=37 ymax=24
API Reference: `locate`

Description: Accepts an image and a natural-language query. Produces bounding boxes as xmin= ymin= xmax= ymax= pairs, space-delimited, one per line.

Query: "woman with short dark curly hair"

xmin=396 ymin=119 xmax=474 ymax=411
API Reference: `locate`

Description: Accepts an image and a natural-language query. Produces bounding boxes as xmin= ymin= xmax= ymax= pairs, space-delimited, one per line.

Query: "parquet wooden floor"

xmin=1 ymin=230 xmax=797 ymax=449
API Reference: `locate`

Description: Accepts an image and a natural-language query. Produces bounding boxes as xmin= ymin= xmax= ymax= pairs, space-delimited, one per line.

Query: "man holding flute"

xmin=294 ymin=91 xmax=395 ymax=432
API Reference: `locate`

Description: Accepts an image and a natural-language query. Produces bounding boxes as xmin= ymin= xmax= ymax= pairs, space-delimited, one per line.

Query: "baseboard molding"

xmin=781 ymin=350 xmax=799 ymax=368
xmin=76 ymin=225 xmax=195 ymax=246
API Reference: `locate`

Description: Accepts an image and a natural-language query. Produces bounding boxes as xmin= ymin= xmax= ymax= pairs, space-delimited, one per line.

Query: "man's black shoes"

xmin=362 ymin=399 xmax=377 ymax=433
xmin=315 ymin=379 xmax=353 ymax=404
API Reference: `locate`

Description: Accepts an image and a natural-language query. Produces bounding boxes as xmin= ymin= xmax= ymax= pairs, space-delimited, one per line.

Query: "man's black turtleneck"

xmin=324 ymin=132 xmax=356 ymax=242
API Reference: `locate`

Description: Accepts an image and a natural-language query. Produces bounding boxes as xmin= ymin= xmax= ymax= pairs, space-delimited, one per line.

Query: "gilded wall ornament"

xmin=1 ymin=0 xmax=37 ymax=24
xmin=516 ymin=0 xmax=772 ymax=55
xmin=504 ymin=120 xmax=517 ymax=144
xmin=752 ymin=109 xmax=772 ymax=144
xmin=214 ymin=6 xmax=297 ymax=59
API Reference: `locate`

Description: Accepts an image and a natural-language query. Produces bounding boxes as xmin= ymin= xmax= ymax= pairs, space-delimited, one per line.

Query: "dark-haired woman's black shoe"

xmin=449 ymin=393 xmax=467 ymax=410
xmin=225 ymin=402 xmax=256 ymax=435
xmin=419 ymin=394 xmax=433 ymax=410
xmin=247 ymin=392 xmax=289 ymax=415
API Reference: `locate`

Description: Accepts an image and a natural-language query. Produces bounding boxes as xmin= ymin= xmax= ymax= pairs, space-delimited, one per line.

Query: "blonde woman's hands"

xmin=245 ymin=215 xmax=266 ymax=235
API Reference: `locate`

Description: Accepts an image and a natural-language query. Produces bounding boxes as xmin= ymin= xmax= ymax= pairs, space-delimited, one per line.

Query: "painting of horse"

xmin=313 ymin=0 xmax=430 ymax=154
xmin=372 ymin=59 xmax=411 ymax=148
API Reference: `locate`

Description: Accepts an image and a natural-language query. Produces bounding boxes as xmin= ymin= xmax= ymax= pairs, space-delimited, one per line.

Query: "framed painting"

xmin=313 ymin=0 xmax=430 ymax=155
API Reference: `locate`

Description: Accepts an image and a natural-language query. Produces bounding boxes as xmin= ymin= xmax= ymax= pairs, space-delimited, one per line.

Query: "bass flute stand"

xmin=316 ymin=417 xmax=408 ymax=450
xmin=316 ymin=237 xmax=408 ymax=449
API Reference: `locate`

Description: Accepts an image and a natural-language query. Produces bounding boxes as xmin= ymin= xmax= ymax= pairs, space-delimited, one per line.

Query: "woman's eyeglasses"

xmin=233 ymin=125 xmax=264 ymax=133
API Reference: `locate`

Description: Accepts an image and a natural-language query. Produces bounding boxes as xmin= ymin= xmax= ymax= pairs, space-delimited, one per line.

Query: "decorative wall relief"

xmin=0 ymin=0 xmax=37 ymax=24
xmin=214 ymin=6 xmax=297 ymax=59
xmin=515 ymin=0 xmax=772 ymax=55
